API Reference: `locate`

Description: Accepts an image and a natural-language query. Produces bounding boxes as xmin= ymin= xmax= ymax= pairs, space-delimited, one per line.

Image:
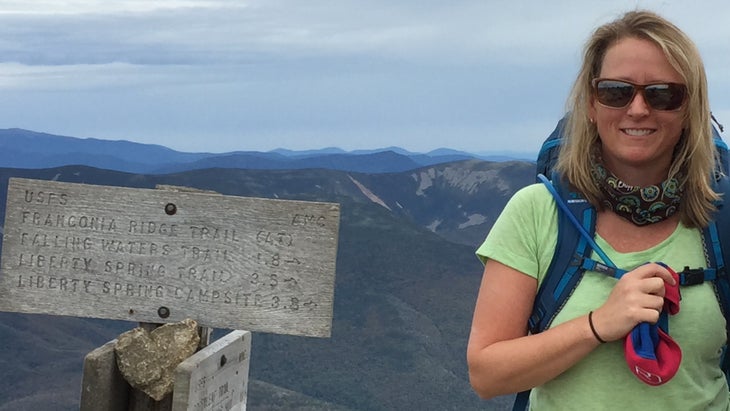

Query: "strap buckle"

xmin=680 ymin=266 xmax=706 ymax=286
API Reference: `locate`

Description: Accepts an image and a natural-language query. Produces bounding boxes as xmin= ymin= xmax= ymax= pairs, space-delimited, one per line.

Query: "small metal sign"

xmin=0 ymin=178 xmax=339 ymax=337
xmin=173 ymin=330 xmax=251 ymax=411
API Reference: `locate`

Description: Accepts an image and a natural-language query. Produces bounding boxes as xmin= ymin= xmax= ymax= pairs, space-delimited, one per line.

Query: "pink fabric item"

xmin=623 ymin=264 xmax=681 ymax=386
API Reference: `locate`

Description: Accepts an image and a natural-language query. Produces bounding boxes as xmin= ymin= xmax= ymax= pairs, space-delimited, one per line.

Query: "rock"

xmin=115 ymin=319 xmax=201 ymax=401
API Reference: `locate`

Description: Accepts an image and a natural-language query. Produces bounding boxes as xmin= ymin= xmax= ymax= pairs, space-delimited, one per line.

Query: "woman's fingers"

xmin=598 ymin=263 xmax=676 ymax=338
xmin=633 ymin=262 xmax=676 ymax=285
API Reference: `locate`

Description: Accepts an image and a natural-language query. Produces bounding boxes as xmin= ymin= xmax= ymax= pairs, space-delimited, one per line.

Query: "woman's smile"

xmin=621 ymin=128 xmax=655 ymax=137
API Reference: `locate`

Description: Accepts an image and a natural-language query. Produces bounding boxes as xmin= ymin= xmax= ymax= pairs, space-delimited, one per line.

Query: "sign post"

xmin=172 ymin=330 xmax=252 ymax=411
xmin=0 ymin=177 xmax=340 ymax=410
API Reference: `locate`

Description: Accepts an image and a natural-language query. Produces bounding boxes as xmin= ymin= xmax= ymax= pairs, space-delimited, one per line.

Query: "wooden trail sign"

xmin=0 ymin=178 xmax=339 ymax=337
xmin=172 ymin=330 xmax=251 ymax=411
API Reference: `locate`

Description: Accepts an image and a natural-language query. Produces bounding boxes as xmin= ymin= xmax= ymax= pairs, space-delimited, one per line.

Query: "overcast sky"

xmin=0 ymin=0 xmax=728 ymax=155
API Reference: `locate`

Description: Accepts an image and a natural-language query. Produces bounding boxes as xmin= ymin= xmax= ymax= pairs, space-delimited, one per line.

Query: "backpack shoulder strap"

xmin=528 ymin=172 xmax=623 ymax=334
xmin=514 ymin=172 xmax=599 ymax=411
xmin=702 ymin=176 xmax=730 ymax=381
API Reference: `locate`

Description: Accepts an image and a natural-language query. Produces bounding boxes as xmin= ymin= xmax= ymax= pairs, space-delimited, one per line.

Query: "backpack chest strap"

xmin=678 ymin=266 xmax=718 ymax=286
xmin=581 ymin=259 xmax=718 ymax=286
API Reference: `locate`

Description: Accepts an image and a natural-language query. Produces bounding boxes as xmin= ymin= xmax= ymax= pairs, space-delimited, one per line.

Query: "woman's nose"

xmin=626 ymin=90 xmax=651 ymax=116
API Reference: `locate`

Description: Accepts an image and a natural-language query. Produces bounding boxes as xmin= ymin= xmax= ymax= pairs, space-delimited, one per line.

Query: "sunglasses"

xmin=592 ymin=78 xmax=687 ymax=111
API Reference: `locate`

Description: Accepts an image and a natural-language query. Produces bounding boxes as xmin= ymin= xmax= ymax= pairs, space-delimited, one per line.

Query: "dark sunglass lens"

xmin=596 ymin=80 xmax=635 ymax=107
xmin=644 ymin=84 xmax=685 ymax=110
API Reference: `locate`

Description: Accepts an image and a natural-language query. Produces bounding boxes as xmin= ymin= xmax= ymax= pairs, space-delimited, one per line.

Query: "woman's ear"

xmin=588 ymin=99 xmax=597 ymax=125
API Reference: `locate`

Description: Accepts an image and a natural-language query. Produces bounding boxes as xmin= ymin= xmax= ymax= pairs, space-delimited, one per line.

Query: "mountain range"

xmin=0 ymin=129 xmax=537 ymax=410
xmin=0 ymin=128 xmax=534 ymax=174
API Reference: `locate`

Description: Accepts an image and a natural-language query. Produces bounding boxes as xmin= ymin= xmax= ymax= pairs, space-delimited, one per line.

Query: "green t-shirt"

xmin=476 ymin=183 xmax=730 ymax=410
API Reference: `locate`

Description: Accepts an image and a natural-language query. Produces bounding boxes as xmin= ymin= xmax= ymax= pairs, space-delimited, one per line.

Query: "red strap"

xmin=662 ymin=266 xmax=680 ymax=315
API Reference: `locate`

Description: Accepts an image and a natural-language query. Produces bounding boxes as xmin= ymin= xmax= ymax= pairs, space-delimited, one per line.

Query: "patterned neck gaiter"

xmin=590 ymin=160 xmax=683 ymax=226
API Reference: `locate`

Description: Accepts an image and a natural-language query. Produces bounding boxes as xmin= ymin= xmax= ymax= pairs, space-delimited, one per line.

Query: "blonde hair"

xmin=556 ymin=9 xmax=718 ymax=228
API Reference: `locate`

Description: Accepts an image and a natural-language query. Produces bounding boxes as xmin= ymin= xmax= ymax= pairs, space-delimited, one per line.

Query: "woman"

xmin=466 ymin=10 xmax=729 ymax=410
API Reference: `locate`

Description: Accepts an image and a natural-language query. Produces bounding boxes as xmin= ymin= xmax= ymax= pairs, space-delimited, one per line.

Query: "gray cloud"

xmin=0 ymin=0 xmax=727 ymax=153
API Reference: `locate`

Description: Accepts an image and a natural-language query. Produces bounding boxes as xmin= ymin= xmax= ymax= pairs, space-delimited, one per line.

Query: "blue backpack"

xmin=513 ymin=114 xmax=730 ymax=411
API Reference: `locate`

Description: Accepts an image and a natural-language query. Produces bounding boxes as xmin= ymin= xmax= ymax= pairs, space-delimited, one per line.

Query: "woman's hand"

xmin=590 ymin=263 xmax=677 ymax=342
